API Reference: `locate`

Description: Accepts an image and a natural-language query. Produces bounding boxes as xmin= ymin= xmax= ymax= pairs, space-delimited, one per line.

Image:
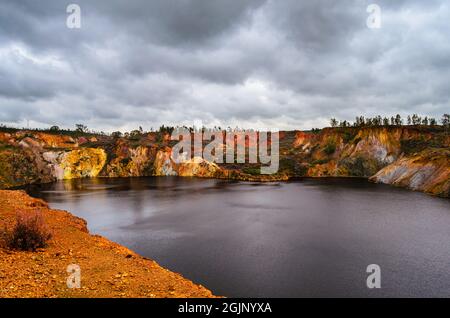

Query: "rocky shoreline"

xmin=0 ymin=126 xmax=448 ymax=197
xmin=0 ymin=190 xmax=216 ymax=298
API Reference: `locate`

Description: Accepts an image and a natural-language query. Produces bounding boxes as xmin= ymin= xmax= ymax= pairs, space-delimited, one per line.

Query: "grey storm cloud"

xmin=0 ymin=0 xmax=449 ymax=131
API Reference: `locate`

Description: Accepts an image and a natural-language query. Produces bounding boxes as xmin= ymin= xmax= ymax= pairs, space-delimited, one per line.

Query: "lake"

xmin=26 ymin=177 xmax=450 ymax=297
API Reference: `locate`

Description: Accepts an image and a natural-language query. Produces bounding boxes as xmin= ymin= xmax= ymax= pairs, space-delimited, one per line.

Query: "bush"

xmin=2 ymin=211 xmax=52 ymax=251
xmin=242 ymin=167 xmax=261 ymax=175
xmin=342 ymin=130 xmax=357 ymax=143
xmin=323 ymin=142 xmax=336 ymax=155
xmin=279 ymin=158 xmax=295 ymax=172
xmin=312 ymin=159 xmax=329 ymax=165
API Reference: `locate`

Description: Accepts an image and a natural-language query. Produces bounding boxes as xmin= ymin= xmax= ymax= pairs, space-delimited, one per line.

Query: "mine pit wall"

xmin=0 ymin=127 xmax=448 ymax=197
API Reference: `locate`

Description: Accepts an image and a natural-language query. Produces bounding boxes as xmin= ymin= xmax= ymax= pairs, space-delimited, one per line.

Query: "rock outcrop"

xmin=370 ymin=149 xmax=450 ymax=197
xmin=0 ymin=127 xmax=448 ymax=197
xmin=104 ymin=143 xmax=156 ymax=178
xmin=59 ymin=148 xmax=107 ymax=180
xmin=291 ymin=127 xmax=449 ymax=187
xmin=153 ymin=148 xmax=178 ymax=176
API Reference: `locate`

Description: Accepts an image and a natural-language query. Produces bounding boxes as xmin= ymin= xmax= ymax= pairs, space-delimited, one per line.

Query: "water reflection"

xmin=26 ymin=177 xmax=450 ymax=297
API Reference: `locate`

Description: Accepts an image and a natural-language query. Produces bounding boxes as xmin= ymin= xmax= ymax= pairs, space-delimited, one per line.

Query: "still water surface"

xmin=26 ymin=177 xmax=450 ymax=297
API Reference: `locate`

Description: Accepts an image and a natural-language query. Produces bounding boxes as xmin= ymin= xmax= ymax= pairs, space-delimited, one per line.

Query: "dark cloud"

xmin=0 ymin=0 xmax=449 ymax=131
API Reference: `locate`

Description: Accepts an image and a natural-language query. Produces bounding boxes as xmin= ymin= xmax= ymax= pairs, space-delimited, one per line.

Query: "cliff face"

xmin=58 ymin=148 xmax=107 ymax=180
xmin=104 ymin=142 xmax=156 ymax=178
xmin=295 ymin=127 xmax=422 ymax=176
xmin=0 ymin=126 xmax=448 ymax=197
xmin=0 ymin=131 xmax=226 ymax=188
xmin=286 ymin=126 xmax=449 ymax=197
xmin=370 ymin=149 xmax=450 ymax=197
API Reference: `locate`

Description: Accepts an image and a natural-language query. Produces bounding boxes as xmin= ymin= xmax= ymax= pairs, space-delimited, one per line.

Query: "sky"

xmin=0 ymin=0 xmax=449 ymax=132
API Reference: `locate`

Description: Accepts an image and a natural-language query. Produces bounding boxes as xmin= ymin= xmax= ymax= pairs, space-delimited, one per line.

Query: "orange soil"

xmin=0 ymin=190 xmax=216 ymax=298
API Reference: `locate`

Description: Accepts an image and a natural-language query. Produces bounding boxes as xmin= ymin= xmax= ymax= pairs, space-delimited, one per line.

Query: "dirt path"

xmin=0 ymin=190 xmax=216 ymax=298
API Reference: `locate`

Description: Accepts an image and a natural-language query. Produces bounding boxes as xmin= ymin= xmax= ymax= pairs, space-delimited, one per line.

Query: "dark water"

xmin=26 ymin=177 xmax=450 ymax=297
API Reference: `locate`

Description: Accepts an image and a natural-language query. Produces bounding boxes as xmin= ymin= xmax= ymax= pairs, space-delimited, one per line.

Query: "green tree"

xmin=111 ymin=131 xmax=122 ymax=138
xmin=330 ymin=118 xmax=338 ymax=127
xmin=75 ymin=124 xmax=88 ymax=133
xmin=441 ymin=114 xmax=450 ymax=127
xmin=412 ymin=114 xmax=420 ymax=125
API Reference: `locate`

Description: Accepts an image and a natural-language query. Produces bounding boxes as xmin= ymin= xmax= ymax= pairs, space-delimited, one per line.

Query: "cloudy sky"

xmin=0 ymin=0 xmax=449 ymax=132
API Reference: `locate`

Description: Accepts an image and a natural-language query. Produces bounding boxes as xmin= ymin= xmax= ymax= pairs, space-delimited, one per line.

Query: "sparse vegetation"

xmin=311 ymin=159 xmax=330 ymax=165
xmin=279 ymin=158 xmax=296 ymax=173
xmin=323 ymin=142 xmax=336 ymax=155
xmin=75 ymin=124 xmax=88 ymax=133
xmin=1 ymin=211 xmax=52 ymax=251
xmin=330 ymin=114 xmax=449 ymax=128
xmin=342 ymin=130 xmax=357 ymax=143
xmin=242 ymin=167 xmax=261 ymax=175
xmin=111 ymin=131 xmax=122 ymax=138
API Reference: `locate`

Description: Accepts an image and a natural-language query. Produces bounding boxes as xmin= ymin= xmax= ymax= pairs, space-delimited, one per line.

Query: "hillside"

xmin=0 ymin=126 xmax=448 ymax=197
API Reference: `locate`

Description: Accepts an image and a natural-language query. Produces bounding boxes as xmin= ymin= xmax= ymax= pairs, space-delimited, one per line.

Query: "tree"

xmin=407 ymin=115 xmax=412 ymax=125
xmin=330 ymin=118 xmax=338 ymax=127
xmin=49 ymin=125 xmax=60 ymax=132
xmin=374 ymin=116 xmax=382 ymax=126
xmin=339 ymin=120 xmax=349 ymax=127
xmin=441 ymin=114 xmax=450 ymax=127
xmin=394 ymin=114 xmax=403 ymax=126
xmin=129 ymin=130 xmax=142 ymax=138
xmin=75 ymin=124 xmax=88 ymax=133
xmin=111 ymin=131 xmax=122 ymax=138
xmin=159 ymin=125 xmax=175 ymax=134
xmin=383 ymin=117 xmax=390 ymax=126
xmin=359 ymin=116 xmax=365 ymax=126
xmin=411 ymin=114 xmax=420 ymax=125
xmin=430 ymin=118 xmax=437 ymax=126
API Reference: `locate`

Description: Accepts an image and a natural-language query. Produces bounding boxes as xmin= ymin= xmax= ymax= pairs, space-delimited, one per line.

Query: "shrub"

xmin=242 ymin=167 xmax=261 ymax=175
xmin=342 ymin=130 xmax=357 ymax=143
xmin=312 ymin=159 xmax=329 ymax=165
xmin=120 ymin=157 xmax=132 ymax=165
xmin=323 ymin=142 xmax=336 ymax=155
xmin=279 ymin=158 xmax=295 ymax=172
xmin=2 ymin=211 xmax=52 ymax=251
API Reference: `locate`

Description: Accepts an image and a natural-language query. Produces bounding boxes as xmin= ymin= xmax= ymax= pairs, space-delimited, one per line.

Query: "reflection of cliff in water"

xmin=26 ymin=176 xmax=450 ymax=298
